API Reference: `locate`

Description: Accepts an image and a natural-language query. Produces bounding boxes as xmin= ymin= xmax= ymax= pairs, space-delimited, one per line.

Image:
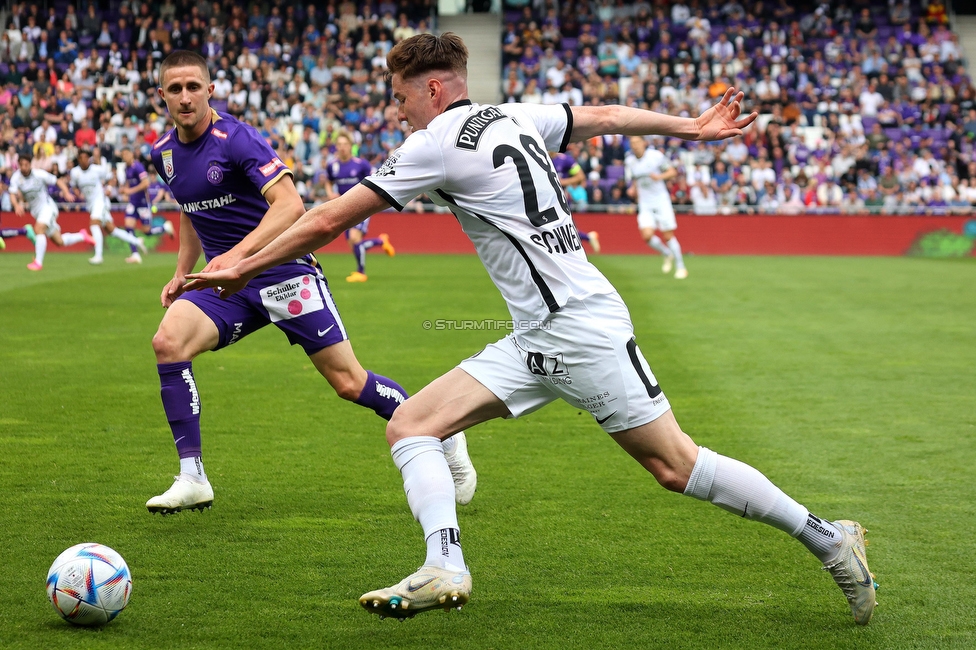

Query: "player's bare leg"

xmin=147 ymin=301 xmax=220 ymax=514
xmin=310 ymin=344 xmax=478 ymax=503
xmin=659 ymin=230 xmax=687 ymax=279
xmin=611 ymin=410 xmax=876 ymax=624
xmin=641 ymin=226 xmax=674 ymax=273
xmin=360 ymin=369 xmax=507 ymax=619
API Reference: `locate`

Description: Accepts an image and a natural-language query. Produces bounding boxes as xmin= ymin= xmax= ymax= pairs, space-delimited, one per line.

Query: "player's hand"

xmin=198 ymin=250 xmax=244 ymax=274
xmin=160 ymin=275 xmax=187 ymax=308
xmin=694 ymin=87 xmax=758 ymax=141
xmin=183 ymin=267 xmax=251 ymax=299
xmin=14 ymin=205 xmax=24 ymax=216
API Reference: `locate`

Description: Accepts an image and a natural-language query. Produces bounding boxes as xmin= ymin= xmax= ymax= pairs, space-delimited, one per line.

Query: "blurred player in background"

xmin=324 ymin=130 xmax=396 ymax=282
xmin=145 ymin=50 xmax=475 ymax=515
xmin=551 ymin=150 xmax=600 ymax=253
xmin=625 ymin=136 xmax=687 ymax=279
xmin=119 ymin=148 xmax=175 ymax=263
xmin=0 ymin=221 xmax=35 ymax=251
xmin=69 ymin=148 xmax=146 ymax=265
xmin=9 ymin=154 xmax=93 ymax=270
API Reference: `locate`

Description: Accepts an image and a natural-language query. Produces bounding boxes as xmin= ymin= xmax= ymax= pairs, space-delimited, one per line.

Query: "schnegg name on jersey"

xmin=181 ymin=193 xmax=237 ymax=214
xmin=528 ymin=223 xmax=584 ymax=255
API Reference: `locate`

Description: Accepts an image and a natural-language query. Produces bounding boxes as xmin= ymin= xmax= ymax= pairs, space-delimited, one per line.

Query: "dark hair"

xmin=159 ymin=50 xmax=211 ymax=85
xmin=387 ymin=32 xmax=468 ymax=81
xmin=18 ymin=153 xmax=32 ymax=163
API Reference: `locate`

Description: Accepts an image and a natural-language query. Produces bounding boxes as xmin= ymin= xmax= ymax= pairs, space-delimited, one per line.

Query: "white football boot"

xmin=146 ymin=475 xmax=214 ymax=514
xmin=360 ymin=566 xmax=471 ymax=619
xmin=444 ymin=432 xmax=477 ymax=505
xmin=823 ymin=520 xmax=878 ymax=625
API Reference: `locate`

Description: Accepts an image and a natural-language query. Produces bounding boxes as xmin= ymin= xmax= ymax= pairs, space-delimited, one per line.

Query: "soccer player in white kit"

xmin=9 ymin=154 xmax=93 ymax=271
xmin=69 ymin=149 xmax=147 ymax=265
xmin=625 ymin=136 xmax=687 ymax=278
xmin=186 ymin=34 xmax=878 ymax=626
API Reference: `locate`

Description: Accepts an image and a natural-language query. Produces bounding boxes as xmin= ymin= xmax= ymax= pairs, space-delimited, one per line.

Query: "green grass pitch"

xmin=1 ymin=251 xmax=974 ymax=649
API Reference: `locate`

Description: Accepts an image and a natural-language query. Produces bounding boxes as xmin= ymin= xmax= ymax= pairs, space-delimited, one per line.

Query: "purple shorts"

xmin=125 ymin=203 xmax=153 ymax=225
xmin=178 ymin=261 xmax=348 ymax=355
xmin=343 ymin=217 xmax=371 ymax=239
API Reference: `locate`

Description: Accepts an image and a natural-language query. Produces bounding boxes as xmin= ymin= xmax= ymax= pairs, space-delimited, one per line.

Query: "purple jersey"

xmin=125 ymin=160 xmax=150 ymax=207
xmin=551 ymin=153 xmax=582 ymax=180
xmin=150 ymin=110 xmax=294 ymax=262
xmin=326 ymin=156 xmax=371 ymax=195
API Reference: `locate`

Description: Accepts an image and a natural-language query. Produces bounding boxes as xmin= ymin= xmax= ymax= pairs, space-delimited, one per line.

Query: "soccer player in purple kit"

xmin=145 ymin=50 xmax=476 ymax=514
xmin=325 ymin=130 xmax=396 ymax=282
xmin=119 ymin=148 xmax=175 ymax=264
xmin=550 ymin=150 xmax=601 ymax=253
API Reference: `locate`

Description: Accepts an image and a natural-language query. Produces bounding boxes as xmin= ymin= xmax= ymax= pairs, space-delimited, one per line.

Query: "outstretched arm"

xmin=184 ymin=184 xmax=390 ymax=298
xmin=570 ymin=87 xmax=758 ymax=143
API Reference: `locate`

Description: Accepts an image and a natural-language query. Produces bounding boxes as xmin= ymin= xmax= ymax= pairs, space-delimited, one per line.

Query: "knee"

xmin=152 ymin=326 xmax=185 ymax=363
xmin=385 ymin=407 xmax=420 ymax=446
xmin=331 ymin=371 xmax=365 ymax=402
xmin=646 ymin=457 xmax=691 ymax=493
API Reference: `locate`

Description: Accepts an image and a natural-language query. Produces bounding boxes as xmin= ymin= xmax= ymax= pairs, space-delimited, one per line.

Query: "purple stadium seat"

xmin=561 ymin=37 xmax=577 ymax=52
xmin=211 ymin=99 xmax=228 ymax=113
xmin=17 ymin=61 xmax=28 ymax=73
xmin=605 ymin=164 xmax=625 ymax=180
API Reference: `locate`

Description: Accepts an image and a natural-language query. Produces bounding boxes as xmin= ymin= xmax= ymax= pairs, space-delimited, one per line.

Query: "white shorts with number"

xmin=458 ymin=292 xmax=671 ymax=433
xmin=637 ymin=200 xmax=677 ymax=232
xmin=33 ymin=202 xmax=60 ymax=231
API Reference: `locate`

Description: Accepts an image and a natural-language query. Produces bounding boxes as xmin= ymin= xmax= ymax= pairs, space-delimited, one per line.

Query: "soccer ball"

xmin=46 ymin=543 xmax=132 ymax=626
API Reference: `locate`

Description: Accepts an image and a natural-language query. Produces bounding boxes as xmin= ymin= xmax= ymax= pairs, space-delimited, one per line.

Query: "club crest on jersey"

xmin=207 ymin=163 xmax=223 ymax=185
xmin=455 ymin=106 xmax=507 ymax=151
xmin=161 ymin=150 xmax=175 ymax=179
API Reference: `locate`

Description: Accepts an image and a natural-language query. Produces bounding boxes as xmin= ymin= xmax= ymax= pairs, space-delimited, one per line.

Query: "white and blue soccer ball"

xmin=46 ymin=543 xmax=132 ymax=626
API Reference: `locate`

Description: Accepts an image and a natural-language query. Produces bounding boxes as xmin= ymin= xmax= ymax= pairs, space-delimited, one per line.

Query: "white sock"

xmin=684 ymin=447 xmax=808 ymax=536
xmin=35 ymin=233 xmax=47 ymax=264
xmin=796 ymin=513 xmax=844 ymax=562
xmin=441 ymin=435 xmax=458 ymax=455
xmin=179 ymin=456 xmax=207 ymax=482
xmin=649 ymin=235 xmax=671 ymax=256
xmin=425 ymin=528 xmax=466 ymax=572
xmin=61 ymin=231 xmax=84 ymax=246
xmin=391 ymin=436 xmax=464 ymax=569
xmin=112 ymin=227 xmax=141 ymax=246
xmin=90 ymin=225 xmax=104 ymax=257
xmin=667 ymin=237 xmax=685 ymax=270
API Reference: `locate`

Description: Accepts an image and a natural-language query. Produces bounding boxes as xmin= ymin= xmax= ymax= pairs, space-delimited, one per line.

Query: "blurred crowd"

xmin=501 ymin=0 xmax=976 ymax=213
xmin=0 ymin=0 xmax=974 ymax=214
xmin=0 ymin=0 xmax=433 ymax=210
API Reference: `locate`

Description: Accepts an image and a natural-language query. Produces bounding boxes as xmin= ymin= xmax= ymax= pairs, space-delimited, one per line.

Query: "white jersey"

xmin=9 ymin=169 xmax=59 ymax=214
xmin=625 ymin=148 xmax=672 ymax=205
xmin=69 ymin=163 xmax=113 ymax=211
xmin=364 ymin=101 xmax=616 ymax=325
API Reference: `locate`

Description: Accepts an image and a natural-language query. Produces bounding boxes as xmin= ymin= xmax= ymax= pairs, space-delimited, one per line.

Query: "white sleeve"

xmin=362 ymin=130 xmax=446 ymax=211
xmin=9 ymin=173 xmax=22 ymax=194
xmin=501 ymin=102 xmax=573 ymax=153
xmin=36 ymin=169 xmax=59 ymax=186
xmin=69 ymin=169 xmax=79 ymax=187
xmin=624 ymin=155 xmax=634 ymax=182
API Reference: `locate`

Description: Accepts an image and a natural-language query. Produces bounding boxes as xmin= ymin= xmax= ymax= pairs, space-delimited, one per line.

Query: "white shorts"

xmin=458 ymin=293 xmax=671 ymax=433
xmin=33 ymin=202 xmax=59 ymax=230
xmin=90 ymin=202 xmax=113 ymax=226
xmin=637 ymin=201 xmax=677 ymax=232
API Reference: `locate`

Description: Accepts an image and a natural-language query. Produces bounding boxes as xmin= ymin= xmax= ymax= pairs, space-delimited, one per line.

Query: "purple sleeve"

xmin=130 ymin=161 xmax=148 ymax=181
xmin=230 ymin=123 xmax=293 ymax=194
xmin=358 ymin=158 xmax=372 ymax=181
